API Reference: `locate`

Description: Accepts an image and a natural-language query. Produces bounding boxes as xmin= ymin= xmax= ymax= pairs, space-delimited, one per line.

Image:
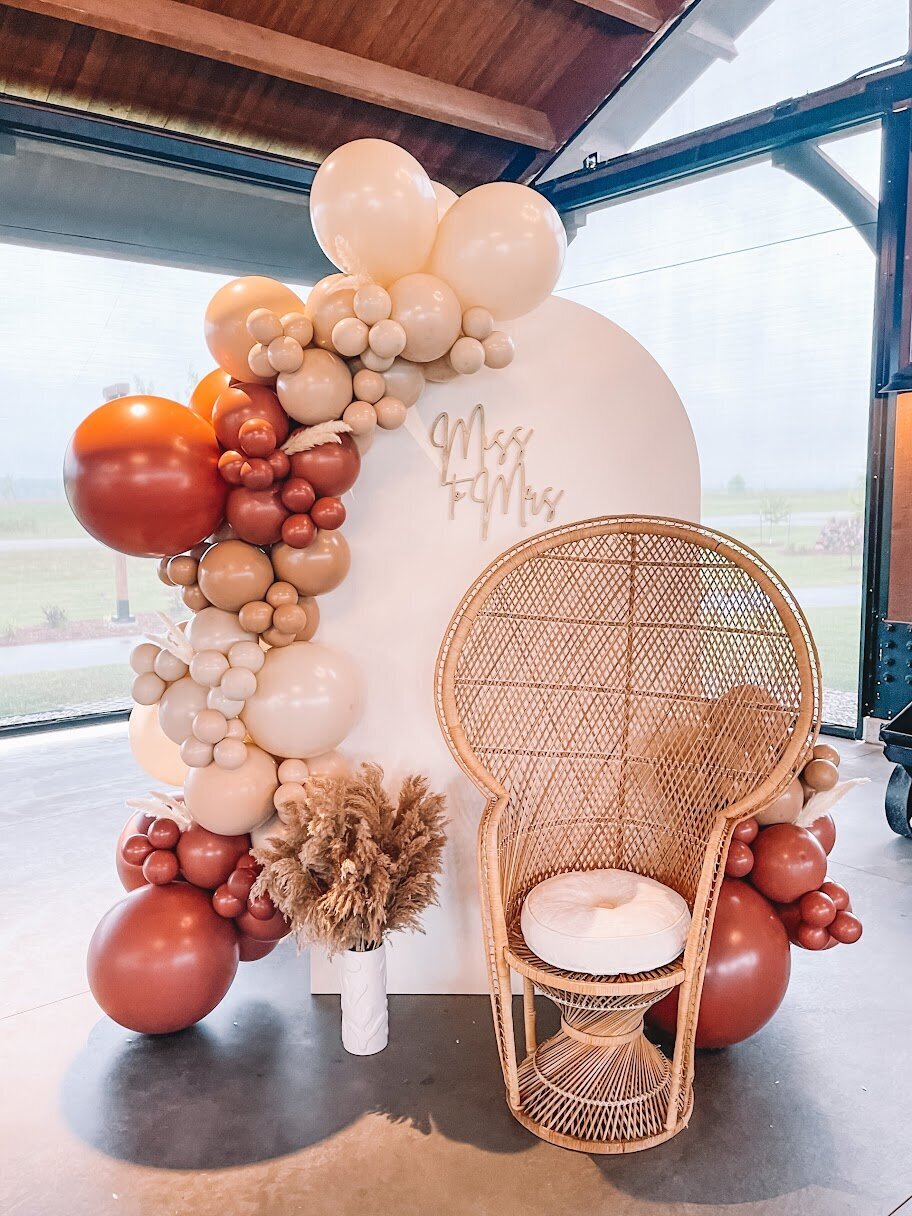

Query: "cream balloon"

xmin=276 ymin=347 xmax=353 ymax=425
xmin=306 ymin=750 xmax=353 ymax=780
xmin=250 ymin=813 xmax=288 ymax=851
xmin=432 ymin=180 xmax=458 ymax=221
xmin=204 ymin=276 xmax=305 ymax=380
xmin=389 ymin=273 xmax=462 ymax=363
xmin=304 ymin=274 xmax=357 ymax=352
xmin=157 ymin=676 xmax=209 ymax=745
xmin=429 ymin=182 xmax=566 ymax=320
xmin=241 ymin=641 xmax=363 ymax=760
xmin=185 ymin=607 xmax=257 ymax=655
xmin=184 ymin=743 xmax=278 ymax=836
xmin=128 ymin=702 xmax=188 ymax=787
xmin=310 ymin=139 xmax=438 ymax=285
xmin=382 ymin=356 xmax=425 ymax=407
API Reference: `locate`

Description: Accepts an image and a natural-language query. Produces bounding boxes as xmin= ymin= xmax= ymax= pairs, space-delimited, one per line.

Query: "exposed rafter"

xmin=565 ymin=0 xmax=662 ymax=34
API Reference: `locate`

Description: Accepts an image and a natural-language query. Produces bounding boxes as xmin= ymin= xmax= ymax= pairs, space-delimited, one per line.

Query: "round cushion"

xmin=520 ymin=869 xmax=691 ymax=976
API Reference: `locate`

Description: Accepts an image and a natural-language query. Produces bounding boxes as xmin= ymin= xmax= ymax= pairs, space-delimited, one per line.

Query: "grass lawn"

xmin=0 ymin=499 xmax=84 ymax=540
xmin=801 ymin=605 xmax=861 ymax=693
xmin=0 ymin=665 xmax=129 ymax=717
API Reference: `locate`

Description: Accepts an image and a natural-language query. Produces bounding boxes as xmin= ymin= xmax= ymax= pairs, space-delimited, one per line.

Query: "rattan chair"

xmin=436 ymin=516 xmax=820 ymax=1153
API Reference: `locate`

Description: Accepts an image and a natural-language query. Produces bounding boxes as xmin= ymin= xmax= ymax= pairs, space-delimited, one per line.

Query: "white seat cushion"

xmin=520 ymin=869 xmax=691 ymax=976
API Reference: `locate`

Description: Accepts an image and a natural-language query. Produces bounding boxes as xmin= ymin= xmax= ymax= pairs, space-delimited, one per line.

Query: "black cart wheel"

xmin=885 ymin=764 xmax=912 ymax=838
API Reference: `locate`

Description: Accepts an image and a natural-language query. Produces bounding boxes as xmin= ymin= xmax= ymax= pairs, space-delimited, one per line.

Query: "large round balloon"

xmin=276 ymin=347 xmax=353 ymax=426
xmin=204 ymin=276 xmax=305 ymax=381
xmin=750 ymin=823 xmax=828 ymax=905
xmin=388 ymin=273 xmax=462 ymax=363
xmin=87 ymin=884 xmax=240 ymax=1034
xmin=271 ymin=531 xmax=351 ymax=596
xmin=128 ymin=702 xmax=189 ymax=786
xmin=309 ymin=139 xmax=438 ymax=285
xmin=241 ymin=641 xmax=362 ymax=759
xmin=305 ymin=275 xmax=357 ymax=353
xmin=64 ymin=396 xmax=226 ymax=557
xmin=183 ymin=744 xmax=278 ymax=835
xmin=197 ymin=540 xmax=274 ymax=612
xmin=429 ymin=182 xmax=566 ymax=321
xmin=648 ymin=879 xmax=791 ymax=1049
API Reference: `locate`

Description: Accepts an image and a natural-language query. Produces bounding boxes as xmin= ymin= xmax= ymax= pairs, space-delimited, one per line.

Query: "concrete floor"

xmin=1 ymin=726 xmax=910 ymax=1216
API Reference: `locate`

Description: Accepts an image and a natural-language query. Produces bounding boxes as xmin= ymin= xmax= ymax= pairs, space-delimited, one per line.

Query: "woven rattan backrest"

xmin=437 ymin=517 xmax=820 ymax=914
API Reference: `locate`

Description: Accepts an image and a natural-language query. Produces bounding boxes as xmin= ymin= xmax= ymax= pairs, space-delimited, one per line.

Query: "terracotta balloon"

xmin=196 ymin=540 xmax=274 ymax=612
xmin=429 ymin=181 xmax=566 ymax=320
xmin=212 ymin=383 xmax=289 ymax=451
xmin=276 ymin=347 xmax=353 ymax=426
xmin=388 ymin=273 xmax=462 ymax=363
xmin=812 ymin=742 xmax=841 ymax=765
xmin=806 ymin=813 xmax=837 ymax=855
xmin=185 ymin=607 xmax=257 ymax=655
xmin=241 ymin=641 xmax=362 ymax=759
xmin=204 ymin=276 xmax=304 ymax=381
xmin=288 ymin=432 xmax=360 ymax=496
xmin=238 ymin=934 xmax=280 ymax=961
xmin=648 ymin=879 xmax=790 ymax=1049
xmin=724 ymin=839 xmax=754 ymax=878
xmin=116 ymin=811 xmax=155 ymax=892
xmin=64 ymin=396 xmax=226 ymax=557
xmin=87 ymin=884 xmax=240 ymax=1034
xmin=184 ymin=744 xmax=278 ymax=835
xmin=235 ymin=904 xmax=291 ymax=942
xmin=157 ymin=675 xmax=209 ymax=745
xmin=732 ymin=817 xmax=759 ymax=844
xmin=226 ymin=485 xmax=289 ymax=546
xmin=128 ymin=703 xmax=189 ymax=787
xmin=188 ymin=368 xmax=231 ymax=424
xmin=309 ymin=139 xmax=438 ymax=285
xmin=271 ymin=531 xmax=351 ymax=596
xmin=176 ymin=824 xmax=251 ymax=889
xmin=750 ymin=823 xmax=828 ymax=904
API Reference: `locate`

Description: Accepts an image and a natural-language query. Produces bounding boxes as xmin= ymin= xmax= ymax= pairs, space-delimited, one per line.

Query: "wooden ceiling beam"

xmin=1 ymin=0 xmax=557 ymax=149
xmin=565 ymin=0 xmax=662 ymax=33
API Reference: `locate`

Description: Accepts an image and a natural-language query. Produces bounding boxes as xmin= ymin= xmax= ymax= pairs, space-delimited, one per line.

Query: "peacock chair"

xmin=435 ymin=516 xmax=820 ymax=1153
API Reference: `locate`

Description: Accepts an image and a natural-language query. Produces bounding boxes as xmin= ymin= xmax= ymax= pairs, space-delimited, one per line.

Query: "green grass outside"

xmin=0 ymin=665 xmax=129 ymax=717
xmin=0 ymin=499 xmax=84 ymax=539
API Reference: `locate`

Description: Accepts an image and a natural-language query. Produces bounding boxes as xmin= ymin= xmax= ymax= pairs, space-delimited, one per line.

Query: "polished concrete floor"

xmin=2 ymin=725 xmax=910 ymax=1216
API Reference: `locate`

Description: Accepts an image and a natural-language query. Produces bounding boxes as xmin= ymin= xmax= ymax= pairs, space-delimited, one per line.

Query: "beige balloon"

xmin=197 ymin=540 xmax=274 ymax=612
xmin=204 ymin=276 xmax=305 ymax=380
xmin=271 ymin=531 xmax=351 ymax=596
xmin=482 ymin=330 xmax=515 ymax=369
xmin=128 ymin=702 xmax=188 ymax=787
xmin=184 ymin=743 xmax=278 ymax=835
xmin=432 ymin=180 xmax=458 ymax=221
xmin=756 ymin=776 xmax=805 ymax=826
xmin=429 ymin=182 xmax=566 ymax=320
xmin=382 ymin=356 xmax=425 ymax=407
xmin=158 ymin=675 xmax=209 ymax=745
xmin=241 ymin=641 xmax=363 ymax=759
xmin=304 ymin=274 xmax=357 ymax=352
xmin=389 ymin=273 xmax=462 ymax=363
xmin=185 ymin=607 xmax=257 ymax=655
xmin=310 ymin=139 xmax=438 ymax=285
xmin=307 ymin=750 xmax=352 ymax=780
xmin=277 ymin=347 xmax=353 ymax=425
xmin=342 ymin=400 xmax=377 ymax=436
xmin=250 ymin=813 xmax=288 ymax=851
xmin=449 ymin=335 xmax=485 ymax=375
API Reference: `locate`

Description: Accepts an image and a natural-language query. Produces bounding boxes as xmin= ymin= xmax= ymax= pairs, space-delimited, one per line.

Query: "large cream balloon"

xmin=184 ymin=744 xmax=278 ymax=835
xmin=276 ymin=347 xmax=353 ymax=425
xmin=432 ymin=181 xmax=458 ymax=221
xmin=388 ymin=274 xmax=462 ymax=363
xmin=309 ymin=139 xmax=438 ymax=286
xmin=128 ymin=702 xmax=188 ymax=786
xmin=204 ymin=277 xmax=305 ymax=380
xmin=305 ymin=274 xmax=357 ymax=353
xmin=157 ymin=675 xmax=209 ymax=745
xmin=241 ymin=641 xmax=363 ymax=760
xmin=185 ymin=607 xmax=257 ymax=655
xmin=429 ymin=182 xmax=567 ymax=321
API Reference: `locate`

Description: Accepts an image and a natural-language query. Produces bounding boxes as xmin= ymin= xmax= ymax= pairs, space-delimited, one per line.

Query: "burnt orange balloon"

xmin=188 ymin=368 xmax=231 ymax=425
xmin=64 ymin=396 xmax=227 ymax=557
xmin=750 ymin=823 xmax=827 ymax=904
xmin=175 ymin=824 xmax=251 ymax=890
xmin=648 ymin=879 xmax=790 ymax=1048
xmin=116 ymin=811 xmax=155 ymax=892
xmin=212 ymin=383 xmax=290 ymax=451
xmin=87 ymin=884 xmax=240 ymax=1034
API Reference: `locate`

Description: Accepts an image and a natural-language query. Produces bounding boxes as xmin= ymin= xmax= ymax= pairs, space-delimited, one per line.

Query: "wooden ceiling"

xmin=0 ymin=0 xmax=693 ymax=189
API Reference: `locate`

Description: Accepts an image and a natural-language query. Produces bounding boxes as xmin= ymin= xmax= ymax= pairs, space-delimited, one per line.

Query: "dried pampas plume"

xmin=252 ymin=764 xmax=447 ymax=955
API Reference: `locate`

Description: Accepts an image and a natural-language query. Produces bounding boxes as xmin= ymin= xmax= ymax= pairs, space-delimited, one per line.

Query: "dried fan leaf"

xmin=282 ymin=420 xmax=352 ymax=454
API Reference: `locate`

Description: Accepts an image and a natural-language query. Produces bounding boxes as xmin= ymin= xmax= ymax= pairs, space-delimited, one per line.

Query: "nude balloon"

xmin=241 ymin=642 xmax=363 ymax=760
xmin=276 ymin=347 xmax=353 ymax=426
xmin=305 ymin=275 xmax=357 ymax=352
xmin=185 ymin=607 xmax=257 ymax=655
xmin=128 ymin=702 xmax=188 ymax=787
xmin=306 ymin=750 xmax=352 ymax=780
xmin=204 ymin=277 xmax=304 ymax=381
xmin=756 ymin=776 xmax=804 ymax=826
xmin=431 ymin=180 xmax=458 ymax=221
xmin=429 ymin=182 xmax=566 ymax=320
xmin=271 ymin=531 xmax=351 ymax=596
xmin=309 ymin=139 xmax=438 ymax=285
xmin=157 ymin=676 xmax=209 ymax=745
xmin=382 ymin=356 xmax=425 ymax=407
xmin=389 ymin=273 xmax=462 ymax=363
xmin=184 ymin=743 xmax=278 ymax=835
xmin=196 ymin=540 xmax=274 ymax=612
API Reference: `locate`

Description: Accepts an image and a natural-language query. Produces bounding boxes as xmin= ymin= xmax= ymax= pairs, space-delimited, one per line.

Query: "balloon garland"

xmin=64 ymin=138 xmax=567 ymax=1035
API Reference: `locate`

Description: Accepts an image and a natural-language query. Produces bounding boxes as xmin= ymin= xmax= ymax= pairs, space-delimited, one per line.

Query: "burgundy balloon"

xmin=226 ymin=485 xmax=289 ymax=546
xmin=281 ymin=513 xmax=317 ymax=548
xmin=749 ymin=823 xmax=828 ymax=904
xmin=87 ymin=884 xmax=240 ymax=1034
xmin=147 ymin=817 xmax=181 ymax=850
xmin=289 ymin=432 xmax=360 ymax=496
xmin=310 ymin=496 xmax=346 ymax=530
xmin=238 ymin=934 xmax=279 ymax=962
xmin=212 ymin=884 xmax=246 ymax=919
xmin=806 ymin=813 xmax=837 ymax=855
xmin=280 ymin=477 xmax=317 ymax=514
xmin=235 ymin=905 xmax=290 ymax=942
xmin=725 ymin=839 xmax=754 ymax=878
xmin=774 ymin=900 xmax=803 ymax=945
xmin=212 ymin=383 xmax=289 ymax=451
xmin=239 ymin=458 xmax=274 ymax=490
xmin=648 ymin=879 xmax=791 ymax=1048
xmin=226 ymin=867 xmax=256 ymax=900
xmin=732 ymin=817 xmax=759 ymax=844
xmin=175 ymin=825 xmax=251 ymax=890
xmin=116 ymin=811 xmax=155 ymax=892
xmin=142 ymin=849 xmax=180 ymax=886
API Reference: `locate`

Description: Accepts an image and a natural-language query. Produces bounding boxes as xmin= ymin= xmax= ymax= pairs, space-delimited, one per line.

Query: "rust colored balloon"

xmin=143 ymin=848 xmax=180 ymax=886
xmin=774 ymin=900 xmax=802 ymax=945
xmin=724 ymin=839 xmax=754 ymax=878
xmin=147 ymin=817 xmax=181 ymax=850
xmin=799 ymin=889 xmax=837 ymax=927
xmin=212 ymin=383 xmax=289 ymax=451
xmin=218 ymin=451 xmax=245 ymax=485
xmin=235 ymin=905 xmax=290 ymax=942
xmin=830 ymin=910 xmax=863 ymax=944
xmin=310 ymin=496 xmax=346 ymax=530
xmin=281 ymin=513 xmax=317 ymax=548
xmin=87 ymin=884 xmax=239 ymax=1035
xmin=245 ymin=892 xmax=277 ymax=921
xmin=812 ymin=741 xmax=841 ymax=766
xmin=188 ymin=368 xmax=231 ymax=425
xmin=212 ymin=884 xmax=246 ymax=919
xmin=796 ymin=922 xmax=830 ymax=951
xmin=648 ymin=879 xmax=790 ymax=1048
xmin=240 ymin=458 xmax=274 ymax=491
xmin=116 ymin=811 xmax=155 ymax=892
xmin=64 ymin=396 xmax=227 ymax=557
xmin=750 ymin=823 xmax=828 ymax=904
xmin=238 ymin=418 xmax=277 ymax=458
xmin=226 ymin=867 xmax=256 ymax=900
xmin=806 ymin=813 xmax=836 ymax=855
xmin=238 ymin=934 xmax=279 ymax=962
xmin=175 ymin=824 xmax=251 ymax=890
xmin=226 ymin=485 xmax=289 ymax=546
xmin=288 ymin=432 xmax=360 ymax=496
xmin=122 ymin=833 xmax=154 ymax=868
xmin=280 ymin=477 xmax=316 ymax=514
xmin=733 ymin=817 xmax=759 ymax=844
xmin=820 ymin=880 xmax=850 ymax=911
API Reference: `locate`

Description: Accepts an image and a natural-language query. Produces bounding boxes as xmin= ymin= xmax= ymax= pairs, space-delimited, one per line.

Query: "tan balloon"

xmin=241 ymin=641 xmax=363 ymax=759
xmin=310 ymin=139 xmax=438 ymax=285
xmin=271 ymin=531 xmax=351 ymax=596
xmin=382 ymin=356 xmax=425 ymax=407
xmin=422 ymin=354 xmax=458 ymax=384
xmin=389 ymin=273 xmax=462 ymax=363
xmin=196 ymin=540 xmax=274 ymax=613
xmin=353 ymin=284 xmax=392 ymax=326
xmin=158 ymin=675 xmax=210 ymax=745
xmin=204 ymin=276 xmax=305 ymax=380
xmin=368 ymin=319 xmax=406 ymax=360
xmin=277 ymin=347 xmax=353 ymax=425
xmin=449 ymin=336 xmax=485 ymax=375
xmin=128 ymin=702 xmax=188 ymax=787
xmin=429 ymin=182 xmax=566 ymax=320
xmin=307 ymin=750 xmax=352 ymax=780
xmin=250 ymin=813 xmax=288 ymax=851
xmin=331 ymin=317 xmax=370 ymax=358
xmin=374 ymin=397 xmax=407 ymax=430
xmin=343 ymin=400 xmax=378 ymax=436
xmin=756 ymin=777 xmax=805 ymax=826
xmin=185 ymin=607 xmax=257 ymax=655
xmin=184 ymin=743 xmax=278 ymax=835
xmin=352 ymin=369 xmax=386 ymax=404
xmin=297 ymin=596 xmax=320 ymax=641
xmin=353 ymin=430 xmax=375 ymax=457
xmin=304 ymin=274 xmax=357 ymax=352
xmin=432 ymin=180 xmax=458 ymax=221
xmin=360 ymin=348 xmax=395 ymax=373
